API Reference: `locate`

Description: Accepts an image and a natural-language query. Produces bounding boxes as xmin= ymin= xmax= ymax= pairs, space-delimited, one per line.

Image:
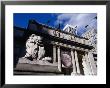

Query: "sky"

xmin=14 ymin=13 xmax=97 ymax=36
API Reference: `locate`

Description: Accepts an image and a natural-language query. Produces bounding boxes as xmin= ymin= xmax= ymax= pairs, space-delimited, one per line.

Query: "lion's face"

xmin=26 ymin=34 xmax=43 ymax=57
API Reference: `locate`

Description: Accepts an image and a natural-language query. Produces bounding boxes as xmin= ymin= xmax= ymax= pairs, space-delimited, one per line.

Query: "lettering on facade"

xmin=43 ymin=27 xmax=87 ymax=45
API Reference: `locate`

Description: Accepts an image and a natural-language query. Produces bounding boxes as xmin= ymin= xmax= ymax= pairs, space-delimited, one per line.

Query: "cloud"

xmin=55 ymin=13 xmax=97 ymax=36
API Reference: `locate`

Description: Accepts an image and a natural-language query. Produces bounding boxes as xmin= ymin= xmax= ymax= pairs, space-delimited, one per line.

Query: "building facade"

xmin=14 ymin=20 xmax=97 ymax=75
xmin=82 ymin=28 xmax=97 ymax=67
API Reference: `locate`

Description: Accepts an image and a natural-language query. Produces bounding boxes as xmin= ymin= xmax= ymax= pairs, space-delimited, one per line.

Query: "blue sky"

xmin=14 ymin=13 xmax=97 ymax=36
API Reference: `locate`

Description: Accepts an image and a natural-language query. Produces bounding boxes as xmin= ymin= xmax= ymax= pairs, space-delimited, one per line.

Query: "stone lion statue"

xmin=18 ymin=34 xmax=52 ymax=64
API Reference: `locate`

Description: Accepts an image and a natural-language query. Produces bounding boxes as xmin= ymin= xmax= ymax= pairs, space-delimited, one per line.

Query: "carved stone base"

xmin=14 ymin=63 xmax=63 ymax=75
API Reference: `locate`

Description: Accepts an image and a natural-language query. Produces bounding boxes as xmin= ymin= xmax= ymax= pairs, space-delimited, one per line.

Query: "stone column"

xmin=74 ymin=51 xmax=80 ymax=74
xmin=71 ymin=50 xmax=77 ymax=75
xmin=82 ymin=53 xmax=92 ymax=75
xmin=57 ymin=46 xmax=61 ymax=72
xmin=85 ymin=53 xmax=93 ymax=75
xmin=53 ymin=45 xmax=56 ymax=63
xmin=82 ymin=55 xmax=88 ymax=75
xmin=88 ymin=52 xmax=97 ymax=75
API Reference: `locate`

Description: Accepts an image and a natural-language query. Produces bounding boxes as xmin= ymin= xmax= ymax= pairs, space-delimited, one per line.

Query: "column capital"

xmin=71 ymin=48 xmax=74 ymax=51
xmin=53 ymin=45 xmax=57 ymax=47
xmin=84 ymin=51 xmax=88 ymax=55
xmin=57 ymin=46 xmax=60 ymax=49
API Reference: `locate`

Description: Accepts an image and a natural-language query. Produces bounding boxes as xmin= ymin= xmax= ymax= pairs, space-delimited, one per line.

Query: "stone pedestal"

xmin=14 ymin=62 xmax=63 ymax=75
